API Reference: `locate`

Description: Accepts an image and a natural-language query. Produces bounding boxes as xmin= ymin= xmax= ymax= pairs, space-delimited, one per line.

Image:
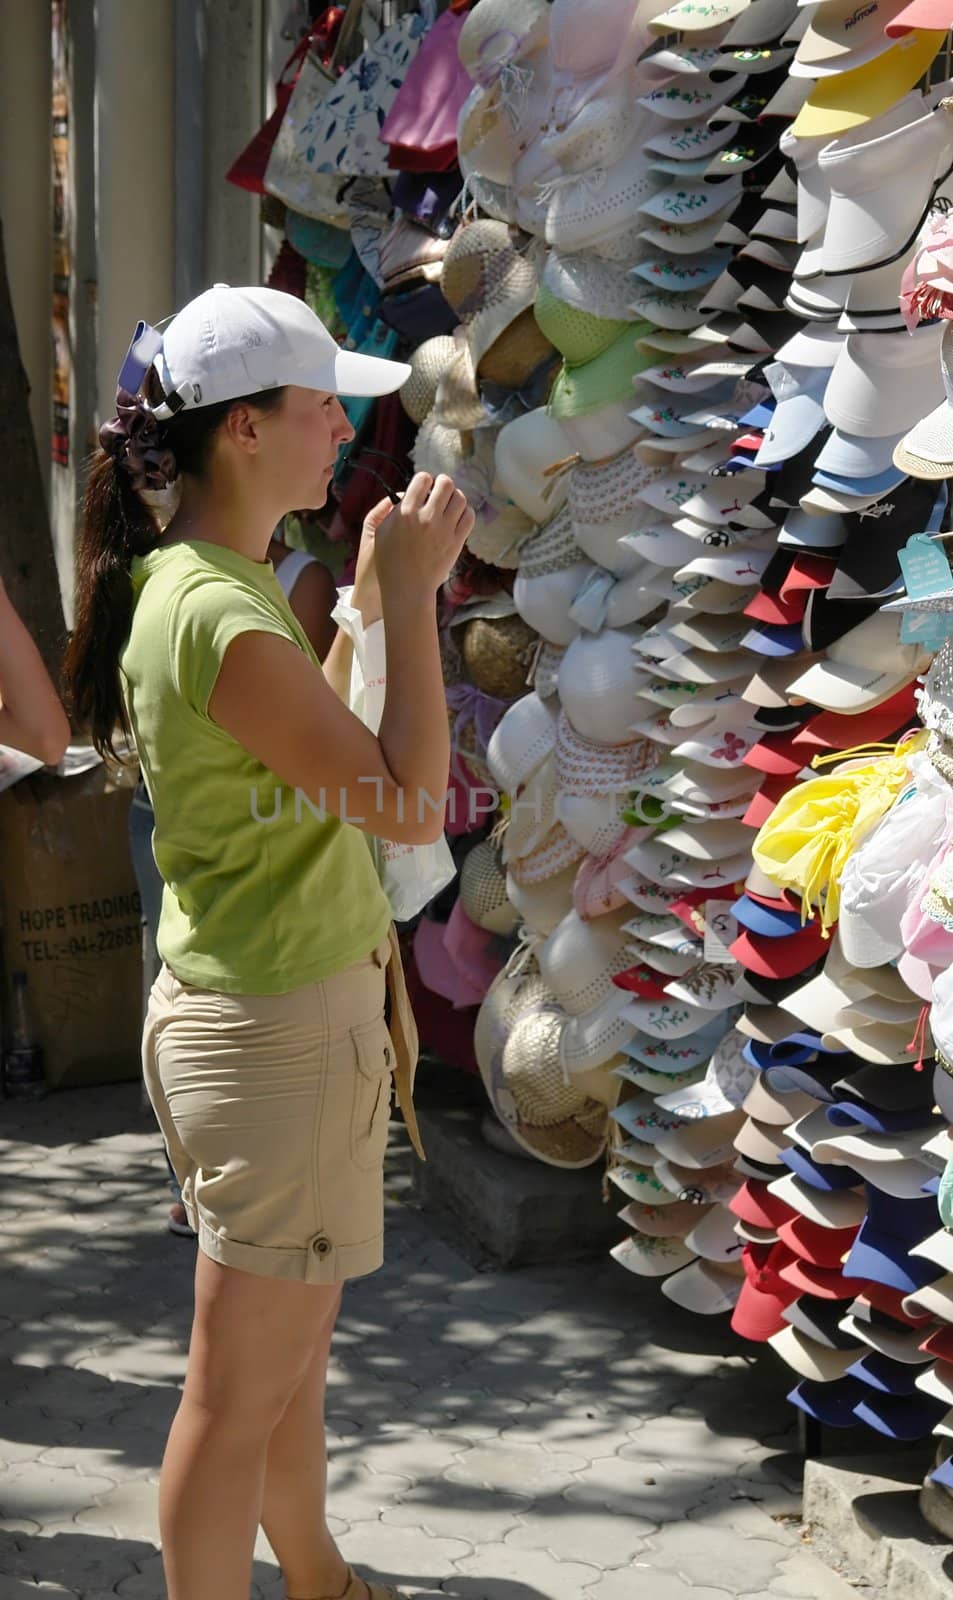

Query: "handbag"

xmin=331 ymin=586 xmax=457 ymax=923
xmin=226 ymin=7 xmax=345 ymax=194
xmin=264 ymin=2 xmax=435 ymax=220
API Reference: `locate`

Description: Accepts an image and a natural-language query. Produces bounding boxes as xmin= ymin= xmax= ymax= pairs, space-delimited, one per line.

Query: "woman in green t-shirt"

xmin=63 ymin=285 xmax=474 ymax=1600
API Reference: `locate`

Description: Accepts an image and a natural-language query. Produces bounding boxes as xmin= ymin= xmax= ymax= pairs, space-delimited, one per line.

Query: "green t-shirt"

xmin=121 ymin=540 xmax=391 ymax=994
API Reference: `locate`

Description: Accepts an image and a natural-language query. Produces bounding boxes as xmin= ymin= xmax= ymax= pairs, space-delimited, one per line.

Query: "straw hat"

xmin=539 ymin=906 xmax=632 ymax=1016
xmin=478 ymin=308 xmax=557 ymax=389
xmin=435 ymin=221 xmax=542 ymax=428
xmin=399 ymin=335 xmax=457 ymax=425
xmin=462 ymin=613 xmax=539 ymax=699
xmin=459 ymin=841 xmax=519 ymax=936
xmin=500 ymin=1005 xmax=613 ymax=1166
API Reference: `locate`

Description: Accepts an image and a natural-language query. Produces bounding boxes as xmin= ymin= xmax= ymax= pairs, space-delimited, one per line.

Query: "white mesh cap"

xmin=539 ymin=906 xmax=632 ymax=1015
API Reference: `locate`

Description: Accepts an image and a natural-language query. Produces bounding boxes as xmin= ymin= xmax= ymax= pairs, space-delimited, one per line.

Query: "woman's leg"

xmin=260 ymin=1285 xmax=351 ymax=1599
xmin=160 ymin=1251 xmax=342 ymax=1600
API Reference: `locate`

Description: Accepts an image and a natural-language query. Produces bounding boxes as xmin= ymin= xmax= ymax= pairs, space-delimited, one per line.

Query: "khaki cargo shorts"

xmin=142 ymin=928 xmax=421 ymax=1285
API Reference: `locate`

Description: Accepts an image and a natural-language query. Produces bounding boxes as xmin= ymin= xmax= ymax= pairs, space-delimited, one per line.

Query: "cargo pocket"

xmin=350 ymin=1020 xmax=395 ymax=1171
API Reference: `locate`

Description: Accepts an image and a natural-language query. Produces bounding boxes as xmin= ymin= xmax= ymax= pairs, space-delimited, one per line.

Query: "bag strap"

xmin=329 ymin=0 xmax=365 ymax=70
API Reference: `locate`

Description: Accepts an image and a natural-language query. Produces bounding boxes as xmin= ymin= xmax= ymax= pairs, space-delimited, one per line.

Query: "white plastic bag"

xmin=331 ymin=587 xmax=456 ymax=922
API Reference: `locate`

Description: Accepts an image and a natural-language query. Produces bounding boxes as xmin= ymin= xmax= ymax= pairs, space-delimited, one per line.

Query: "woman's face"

xmin=252 ymin=385 xmax=355 ymax=511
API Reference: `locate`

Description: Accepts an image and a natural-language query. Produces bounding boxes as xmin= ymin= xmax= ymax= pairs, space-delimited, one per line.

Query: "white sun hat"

xmin=459 ymin=841 xmax=520 ymax=936
xmin=568 ymin=448 xmax=665 ymax=575
xmin=823 ymin=321 xmax=946 ymax=438
xmin=457 ymin=0 xmax=551 ymax=84
xmin=538 ymin=906 xmax=633 ymax=1016
xmin=506 ymin=862 xmax=578 ymax=936
xmin=487 ymin=691 xmax=558 ymax=797
xmin=895 ymin=323 xmax=953 ymax=480
xmin=540 ymin=124 xmax=665 ymax=254
xmin=558 ymin=628 xmax=645 ymax=745
xmin=560 ymin=985 xmax=641 ymax=1072
xmin=513 ymin=506 xmax=593 ymax=647
xmin=492 ymin=407 xmax=576 ymax=523
xmin=814 ymin=100 xmax=953 ymax=278
xmin=786 ymin=611 xmax=931 ymax=712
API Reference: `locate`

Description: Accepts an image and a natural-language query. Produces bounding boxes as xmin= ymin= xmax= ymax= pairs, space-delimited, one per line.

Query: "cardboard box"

xmin=0 ymin=765 xmax=142 ymax=1088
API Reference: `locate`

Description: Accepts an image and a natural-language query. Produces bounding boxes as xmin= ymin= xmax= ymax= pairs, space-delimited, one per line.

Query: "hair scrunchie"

xmin=99 ymin=389 xmax=177 ymax=493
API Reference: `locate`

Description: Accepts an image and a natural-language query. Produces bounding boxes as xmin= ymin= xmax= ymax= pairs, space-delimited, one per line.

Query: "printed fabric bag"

xmin=264 ymin=2 xmax=435 ymax=220
xmin=331 ymin=587 xmax=457 ymax=922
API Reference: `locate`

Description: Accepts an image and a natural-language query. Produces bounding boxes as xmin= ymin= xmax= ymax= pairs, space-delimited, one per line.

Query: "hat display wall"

xmin=245 ymin=0 xmax=953 ymax=1480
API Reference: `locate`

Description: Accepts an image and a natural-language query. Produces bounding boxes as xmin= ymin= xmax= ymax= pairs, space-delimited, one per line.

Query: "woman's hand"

xmin=374 ymin=473 xmax=475 ymax=604
xmin=351 ymin=497 xmax=391 ymax=628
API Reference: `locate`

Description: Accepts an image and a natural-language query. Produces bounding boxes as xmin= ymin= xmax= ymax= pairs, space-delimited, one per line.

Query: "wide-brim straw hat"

xmin=399 ymin=334 xmax=458 ymax=425
xmin=462 ymin=612 xmax=540 ymax=699
xmin=500 ymin=1005 xmax=614 ymax=1167
xmin=539 ymin=906 xmax=633 ymax=1015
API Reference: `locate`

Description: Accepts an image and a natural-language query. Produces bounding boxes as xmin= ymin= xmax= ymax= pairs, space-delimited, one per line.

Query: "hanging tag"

xmin=702 ymin=900 xmax=738 ymax=966
xmin=897 ymin=533 xmax=953 ymax=650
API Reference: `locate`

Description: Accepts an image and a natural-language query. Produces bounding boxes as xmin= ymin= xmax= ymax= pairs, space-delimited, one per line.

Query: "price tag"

xmin=702 ymin=900 xmax=738 ymax=965
xmin=897 ymin=534 xmax=953 ymax=650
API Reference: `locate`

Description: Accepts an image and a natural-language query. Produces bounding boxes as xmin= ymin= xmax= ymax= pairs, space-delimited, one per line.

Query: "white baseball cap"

xmin=125 ymin=284 xmax=410 ymax=421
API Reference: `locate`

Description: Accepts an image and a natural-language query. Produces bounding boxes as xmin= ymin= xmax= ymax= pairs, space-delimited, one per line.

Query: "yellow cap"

xmin=790 ymin=31 xmax=945 ymax=140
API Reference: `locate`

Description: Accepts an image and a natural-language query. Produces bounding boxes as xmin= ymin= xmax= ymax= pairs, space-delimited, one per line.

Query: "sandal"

xmin=290 ymin=1568 xmax=399 ymax=1600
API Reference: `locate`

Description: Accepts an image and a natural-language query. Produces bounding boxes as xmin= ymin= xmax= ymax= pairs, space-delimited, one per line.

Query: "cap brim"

xmin=333 ymin=345 xmax=413 ymax=398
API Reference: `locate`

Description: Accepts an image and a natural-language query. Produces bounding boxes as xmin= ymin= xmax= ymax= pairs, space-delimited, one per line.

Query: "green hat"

xmin=548 ymin=322 xmax=659 ymax=421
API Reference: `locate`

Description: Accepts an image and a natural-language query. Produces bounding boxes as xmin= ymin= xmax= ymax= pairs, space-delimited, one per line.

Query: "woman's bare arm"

xmin=0 ymin=581 xmax=71 ymax=763
xmin=209 ymin=473 xmax=473 ymax=846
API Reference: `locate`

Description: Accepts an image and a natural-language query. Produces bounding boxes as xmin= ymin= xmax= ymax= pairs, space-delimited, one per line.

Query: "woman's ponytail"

xmin=64 ymin=377 xmax=285 ymax=761
xmin=63 ymin=447 xmax=160 ymax=761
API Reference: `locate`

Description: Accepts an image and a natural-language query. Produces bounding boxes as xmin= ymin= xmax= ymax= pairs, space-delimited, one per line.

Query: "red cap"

xmin=744 ymin=591 xmax=806 ymax=627
xmin=733 ymin=432 xmax=765 ymax=454
xmin=730 ymin=1178 xmax=796 ymax=1232
xmin=852 ymin=1283 xmax=935 ymax=1328
xmin=731 ymin=1242 xmax=799 ymax=1341
xmin=799 ymin=683 xmax=918 ymax=751
xmin=777 ymin=1256 xmax=856 ymax=1301
xmin=885 ymin=0 xmax=953 ymax=32
xmin=668 ymin=890 xmax=719 ymax=934
xmin=743 ymin=730 xmax=818 ymax=778
xmin=919 ymin=1324 xmax=953 ymax=1362
xmin=729 ymin=920 xmax=828 ymax=980
xmin=777 ymin=1214 xmax=860 ymax=1271
xmin=744 ymin=869 xmax=801 ymax=913
xmin=778 ymin=554 xmax=836 ymax=598
xmin=743 ymin=785 xmax=785 ymax=830
xmin=612 ymin=964 xmax=669 ymax=1000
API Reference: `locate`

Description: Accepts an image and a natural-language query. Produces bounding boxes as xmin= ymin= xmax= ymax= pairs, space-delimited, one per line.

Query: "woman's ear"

xmin=224 ymin=403 xmax=260 ymax=455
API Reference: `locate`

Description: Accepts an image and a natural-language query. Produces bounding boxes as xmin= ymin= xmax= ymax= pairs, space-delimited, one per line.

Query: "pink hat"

xmin=885 ymin=0 xmax=953 ymax=32
xmin=444 ymin=901 xmax=506 ymax=1002
xmin=413 ymin=917 xmax=487 ymax=1010
xmin=574 ymin=828 xmax=654 ymax=921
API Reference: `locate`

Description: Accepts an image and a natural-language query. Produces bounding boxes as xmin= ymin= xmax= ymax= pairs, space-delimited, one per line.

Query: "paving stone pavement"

xmin=0 ymin=1083 xmax=863 ymax=1600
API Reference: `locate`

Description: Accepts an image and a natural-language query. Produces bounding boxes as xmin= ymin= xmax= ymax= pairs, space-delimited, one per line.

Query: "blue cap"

xmin=741 ymin=623 xmax=805 ymax=658
xmin=930 ymin=1455 xmax=953 ymax=1491
xmin=843 ymin=1187 xmax=944 ymax=1296
xmin=781 ymin=1145 xmax=863 ymax=1192
xmin=764 ymin=1059 xmax=846 ymax=1105
xmin=732 ymin=895 xmax=805 ymax=938
xmin=846 ymin=1351 xmax=922 ymax=1396
xmin=825 ymin=1102 xmax=941 ymax=1137
xmin=743 ymin=1038 xmax=820 ymax=1071
xmin=812 ymin=465 xmax=906 ymax=497
xmin=853 ymin=1391 xmax=944 ymax=1441
xmin=788 ymin=1377 xmax=868 ymax=1427
xmin=739 ymin=400 xmax=776 ymax=430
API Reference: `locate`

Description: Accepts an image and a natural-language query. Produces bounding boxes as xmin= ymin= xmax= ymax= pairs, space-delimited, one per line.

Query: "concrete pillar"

xmin=94 ymin=0 xmax=177 ymax=425
xmin=0 ymin=0 xmax=52 ymax=489
xmin=202 ymin=0 xmax=266 ymax=288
